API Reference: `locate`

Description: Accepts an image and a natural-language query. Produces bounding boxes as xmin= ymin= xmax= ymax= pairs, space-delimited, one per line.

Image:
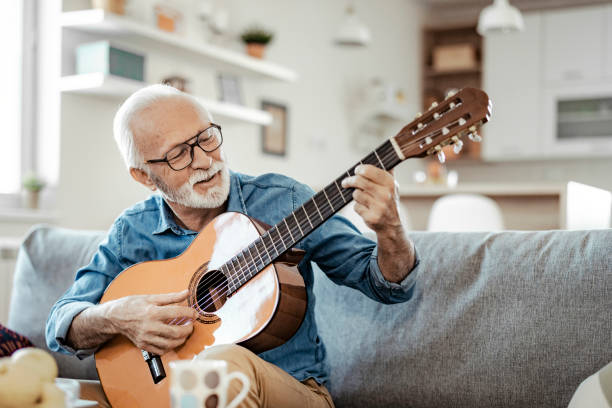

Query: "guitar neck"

xmin=223 ymin=139 xmax=403 ymax=294
xmin=221 ymin=87 xmax=492 ymax=294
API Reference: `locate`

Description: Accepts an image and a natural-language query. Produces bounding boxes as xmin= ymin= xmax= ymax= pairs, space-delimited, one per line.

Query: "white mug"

xmin=169 ymin=359 xmax=250 ymax=408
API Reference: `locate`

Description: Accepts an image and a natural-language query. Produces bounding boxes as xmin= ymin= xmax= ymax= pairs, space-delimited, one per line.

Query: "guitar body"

xmin=95 ymin=212 xmax=307 ymax=408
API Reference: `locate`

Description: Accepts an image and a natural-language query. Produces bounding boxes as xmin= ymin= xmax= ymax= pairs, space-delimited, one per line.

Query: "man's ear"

xmin=130 ymin=167 xmax=157 ymax=191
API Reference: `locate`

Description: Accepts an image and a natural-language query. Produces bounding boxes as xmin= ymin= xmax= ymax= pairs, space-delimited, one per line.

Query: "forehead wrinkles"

xmin=131 ymin=98 xmax=207 ymax=154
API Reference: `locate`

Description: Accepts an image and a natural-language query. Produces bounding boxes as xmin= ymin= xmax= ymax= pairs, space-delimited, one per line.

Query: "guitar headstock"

xmin=392 ymin=88 xmax=492 ymax=162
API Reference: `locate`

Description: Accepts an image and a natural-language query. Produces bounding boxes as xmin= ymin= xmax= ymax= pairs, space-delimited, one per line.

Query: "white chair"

xmin=427 ymin=194 xmax=504 ymax=232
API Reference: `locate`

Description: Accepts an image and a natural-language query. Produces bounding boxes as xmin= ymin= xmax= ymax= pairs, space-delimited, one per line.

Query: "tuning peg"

xmin=445 ymin=89 xmax=458 ymax=99
xmin=468 ymin=132 xmax=482 ymax=142
xmin=430 ymin=101 xmax=438 ymax=109
xmin=425 ymin=136 xmax=433 ymax=145
xmin=442 ymin=127 xmax=449 ymax=136
xmin=437 ymin=150 xmax=446 ymax=163
xmin=433 ymin=112 xmax=441 ymax=119
xmin=453 ymin=139 xmax=464 ymax=154
xmin=458 ymin=118 xmax=466 ymax=126
xmin=449 ymin=102 xmax=457 ymax=109
xmin=415 ymin=112 xmax=422 ymax=118
xmin=417 ymin=123 xmax=424 ymax=130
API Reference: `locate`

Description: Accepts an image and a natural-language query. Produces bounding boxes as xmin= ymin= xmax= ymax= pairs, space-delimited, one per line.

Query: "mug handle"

xmin=225 ymin=371 xmax=250 ymax=408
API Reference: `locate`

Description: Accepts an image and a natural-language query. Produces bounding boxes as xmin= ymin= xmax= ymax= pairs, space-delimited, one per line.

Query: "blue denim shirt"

xmin=46 ymin=171 xmax=419 ymax=384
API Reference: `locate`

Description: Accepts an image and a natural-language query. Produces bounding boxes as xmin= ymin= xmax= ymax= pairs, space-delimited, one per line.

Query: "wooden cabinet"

xmin=482 ymin=13 xmax=543 ymax=160
xmin=542 ymin=6 xmax=606 ymax=83
xmin=422 ymin=26 xmax=482 ymax=160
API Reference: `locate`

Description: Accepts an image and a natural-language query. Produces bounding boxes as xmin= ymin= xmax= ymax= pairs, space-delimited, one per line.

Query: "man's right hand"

xmin=104 ymin=289 xmax=197 ymax=356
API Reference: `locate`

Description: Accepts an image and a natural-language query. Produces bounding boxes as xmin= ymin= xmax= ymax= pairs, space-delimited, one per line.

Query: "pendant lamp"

xmin=477 ymin=0 xmax=524 ymax=36
xmin=334 ymin=5 xmax=371 ymax=46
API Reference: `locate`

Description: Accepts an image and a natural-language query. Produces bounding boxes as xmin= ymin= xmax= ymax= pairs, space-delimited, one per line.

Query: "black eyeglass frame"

xmin=145 ymin=123 xmax=223 ymax=171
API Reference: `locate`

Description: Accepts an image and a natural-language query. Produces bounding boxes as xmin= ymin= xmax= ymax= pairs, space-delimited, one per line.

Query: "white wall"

xmin=54 ymin=0 xmax=424 ymax=230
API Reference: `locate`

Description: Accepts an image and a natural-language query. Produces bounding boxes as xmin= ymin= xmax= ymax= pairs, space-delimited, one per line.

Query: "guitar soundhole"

xmin=195 ymin=270 xmax=228 ymax=313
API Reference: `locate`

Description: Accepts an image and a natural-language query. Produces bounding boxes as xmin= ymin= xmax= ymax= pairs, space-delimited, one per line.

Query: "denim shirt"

xmin=46 ymin=171 xmax=419 ymax=384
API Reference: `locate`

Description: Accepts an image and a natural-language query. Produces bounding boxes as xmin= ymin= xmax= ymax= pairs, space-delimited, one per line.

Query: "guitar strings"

xmin=194 ymin=114 xmax=465 ymax=294
xmin=182 ymin=116 xmax=469 ymax=316
xmin=185 ymin=116 xmax=468 ymax=316
xmin=185 ymin=121 xmax=460 ymax=317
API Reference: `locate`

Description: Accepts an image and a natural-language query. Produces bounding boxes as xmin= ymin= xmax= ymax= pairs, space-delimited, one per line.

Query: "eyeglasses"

xmin=146 ymin=123 xmax=223 ymax=171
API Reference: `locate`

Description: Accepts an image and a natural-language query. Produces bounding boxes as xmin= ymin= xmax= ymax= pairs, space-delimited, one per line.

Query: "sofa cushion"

xmin=8 ymin=225 xmax=105 ymax=379
xmin=313 ymin=229 xmax=612 ymax=408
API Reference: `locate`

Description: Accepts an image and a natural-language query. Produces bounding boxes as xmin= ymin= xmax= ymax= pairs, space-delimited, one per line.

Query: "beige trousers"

xmin=197 ymin=344 xmax=335 ymax=408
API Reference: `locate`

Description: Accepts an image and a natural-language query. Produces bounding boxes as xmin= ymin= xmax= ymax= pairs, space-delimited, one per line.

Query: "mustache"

xmin=189 ymin=161 xmax=225 ymax=186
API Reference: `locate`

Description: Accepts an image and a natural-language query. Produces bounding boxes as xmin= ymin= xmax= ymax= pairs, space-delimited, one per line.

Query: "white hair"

xmin=112 ymin=84 xmax=214 ymax=170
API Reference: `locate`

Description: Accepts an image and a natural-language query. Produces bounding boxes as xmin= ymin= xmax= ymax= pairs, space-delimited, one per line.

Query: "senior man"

xmin=46 ymin=84 xmax=419 ymax=407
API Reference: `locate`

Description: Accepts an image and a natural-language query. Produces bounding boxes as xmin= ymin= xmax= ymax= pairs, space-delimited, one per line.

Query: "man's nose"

xmin=190 ymin=145 xmax=213 ymax=169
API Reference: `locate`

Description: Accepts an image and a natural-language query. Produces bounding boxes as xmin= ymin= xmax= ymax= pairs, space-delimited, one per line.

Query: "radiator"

xmin=0 ymin=239 xmax=20 ymax=324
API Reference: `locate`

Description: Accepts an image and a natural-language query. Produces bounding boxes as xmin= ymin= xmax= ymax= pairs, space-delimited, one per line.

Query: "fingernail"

xmin=341 ymin=178 xmax=348 ymax=187
xmin=356 ymin=166 xmax=364 ymax=175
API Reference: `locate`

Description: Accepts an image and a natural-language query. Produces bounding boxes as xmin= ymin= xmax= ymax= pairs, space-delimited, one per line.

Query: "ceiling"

xmin=425 ymin=0 xmax=611 ymax=9
xmin=423 ymin=0 xmax=612 ymax=26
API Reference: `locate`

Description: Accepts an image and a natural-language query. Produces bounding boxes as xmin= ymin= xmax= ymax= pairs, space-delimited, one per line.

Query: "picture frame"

xmin=261 ymin=101 xmax=288 ymax=156
xmin=217 ymin=73 xmax=243 ymax=105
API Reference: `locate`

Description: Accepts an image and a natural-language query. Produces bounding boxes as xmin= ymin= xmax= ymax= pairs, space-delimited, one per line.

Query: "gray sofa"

xmin=7 ymin=225 xmax=612 ymax=407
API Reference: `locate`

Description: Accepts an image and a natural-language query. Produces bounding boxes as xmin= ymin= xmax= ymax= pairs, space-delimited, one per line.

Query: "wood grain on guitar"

xmin=95 ymin=88 xmax=492 ymax=408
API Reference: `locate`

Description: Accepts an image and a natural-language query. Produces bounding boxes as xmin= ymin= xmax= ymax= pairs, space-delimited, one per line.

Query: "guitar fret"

xmin=283 ymin=218 xmax=295 ymax=243
xmin=322 ymin=189 xmax=334 ymax=211
xmin=256 ymin=240 xmax=270 ymax=265
xmin=273 ymin=226 xmax=286 ymax=251
xmin=264 ymin=233 xmax=278 ymax=257
xmin=292 ymin=213 xmax=304 ymax=236
xmin=333 ymin=180 xmax=347 ymax=203
xmin=311 ymin=198 xmax=324 ymax=221
xmin=245 ymin=246 xmax=256 ymax=268
xmin=374 ymin=150 xmax=386 ymax=170
xmin=248 ymin=244 xmax=261 ymax=268
xmin=301 ymin=206 xmax=313 ymax=229
xmin=259 ymin=237 xmax=272 ymax=260
xmin=238 ymin=252 xmax=249 ymax=278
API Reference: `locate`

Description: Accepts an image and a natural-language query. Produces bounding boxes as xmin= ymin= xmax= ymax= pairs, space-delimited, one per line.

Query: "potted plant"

xmin=22 ymin=173 xmax=45 ymax=210
xmin=240 ymin=26 xmax=274 ymax=59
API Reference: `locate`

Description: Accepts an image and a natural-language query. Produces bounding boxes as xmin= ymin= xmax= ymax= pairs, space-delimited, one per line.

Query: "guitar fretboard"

xmin=223 ymin=139 xmax=402 ymax=295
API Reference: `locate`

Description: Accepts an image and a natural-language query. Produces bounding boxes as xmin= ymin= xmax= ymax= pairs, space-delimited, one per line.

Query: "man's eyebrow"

xmin=163 ymin=125 xmax=211 ymax=152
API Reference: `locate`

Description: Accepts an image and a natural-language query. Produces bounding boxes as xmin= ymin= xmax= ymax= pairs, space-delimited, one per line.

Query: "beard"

xmin=148 ymin=159 xmax=231 ymax=209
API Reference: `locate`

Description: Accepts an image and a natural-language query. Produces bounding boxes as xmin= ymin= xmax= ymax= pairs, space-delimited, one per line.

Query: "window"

xmin=0 ymin=2 xmax=24 ymax=194
xmin=0 ymin=0 xmax=37 ymax=204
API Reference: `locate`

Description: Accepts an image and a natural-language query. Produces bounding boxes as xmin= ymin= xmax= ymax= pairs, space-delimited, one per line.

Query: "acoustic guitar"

xmin=95 ymin=87 xmax=492 ymax=407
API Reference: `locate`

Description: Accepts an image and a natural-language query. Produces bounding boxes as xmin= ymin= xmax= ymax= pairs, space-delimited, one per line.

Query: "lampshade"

xmin=334 ymin=6 xmax=371 ymax=46
xmin=477 ymin=0 xmax=524 ymax=36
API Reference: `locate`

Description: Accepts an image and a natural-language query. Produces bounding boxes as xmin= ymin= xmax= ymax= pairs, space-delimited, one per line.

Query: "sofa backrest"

xmin=313 ymin=229 xmax=612 ymax=407
xmin=8 ymin=225 xmax=612 ymax=407
xmin=8 ymin=225 xmax=105 ymax=379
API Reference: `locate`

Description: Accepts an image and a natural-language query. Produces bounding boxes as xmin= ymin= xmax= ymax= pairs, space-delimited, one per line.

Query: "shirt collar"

xmin=152 ymin=170 xmax=246 ymax=236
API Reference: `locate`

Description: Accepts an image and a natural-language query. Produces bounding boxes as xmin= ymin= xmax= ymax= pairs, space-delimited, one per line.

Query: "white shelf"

xmin=60 ymin=73 xmax=273 ymax=125
xmin=60 ymin=9 xmax=298 ymax=83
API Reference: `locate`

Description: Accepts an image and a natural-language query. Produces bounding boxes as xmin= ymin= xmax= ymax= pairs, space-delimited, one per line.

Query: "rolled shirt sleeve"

xmin=46 ymin=220 xmax=124 ymax=357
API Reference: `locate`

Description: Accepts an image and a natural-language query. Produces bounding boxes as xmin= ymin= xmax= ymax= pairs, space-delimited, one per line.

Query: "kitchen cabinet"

xmin=542 ymin=6 xmax=605 ymax=83
xmin=482 ymin=14 xmax=543 ymax=160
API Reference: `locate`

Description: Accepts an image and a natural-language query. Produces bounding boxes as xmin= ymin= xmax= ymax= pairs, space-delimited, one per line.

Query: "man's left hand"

xmin=341 ymin=164 xmax=415 ymax=283
xmin=341 ymin=164 xmax=402 ymax=236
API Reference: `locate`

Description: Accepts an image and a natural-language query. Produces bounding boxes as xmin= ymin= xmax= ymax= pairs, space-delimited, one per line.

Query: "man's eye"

xmin=167 ymin=145 xmax=190 ymax=162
